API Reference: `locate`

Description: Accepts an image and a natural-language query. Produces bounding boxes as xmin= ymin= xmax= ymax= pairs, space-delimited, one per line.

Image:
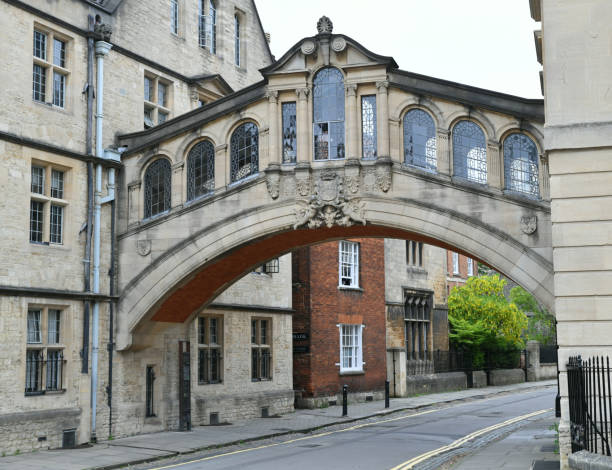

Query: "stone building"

xmin=529 ymin=1 xmax=612 ymax=467
xmin=0 ymin=0 xmax=277 ymax=453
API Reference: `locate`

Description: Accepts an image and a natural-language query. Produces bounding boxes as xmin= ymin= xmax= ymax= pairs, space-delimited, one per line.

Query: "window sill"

xmin=198 ymin=381 xmax=222 ymax=385
xmin=339 ymin=370 xmax=365 ymax=376
xmin=25 ymin=389 xmax=66 ymax=396
xmin=338 ymin=286 xmax=363 ymax=292
xmin=251 ymin=378 xmax=272 ymax=382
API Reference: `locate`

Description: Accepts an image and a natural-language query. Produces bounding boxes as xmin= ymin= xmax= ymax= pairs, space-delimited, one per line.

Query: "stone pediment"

xmin=259 ymin=17 xmax=398 ymax=77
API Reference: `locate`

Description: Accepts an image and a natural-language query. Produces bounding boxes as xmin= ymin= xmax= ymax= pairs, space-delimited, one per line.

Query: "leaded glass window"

xmin=209 ymin=0 xmax=216 ymax=54
xmin=198 ymin=0 xmax=206 ymax=47
xmin=403 ymin=109 xmax=436 ymax=171
xmin=50 ymin=204 xmax=63 ymax=244
xmin=234 ymin=15 xmax=240 ymax=66
xmin=51 ymin=169 xmax=64 ymax=198
xmin=361 ymin=95 xmax=377 ymax=160
xmin=282 ymin=102 xmax=297 ymax=163
xmin=503 ymin=133 xmax=539 ymax=198
xmin=33 ymin=64 xmax=46 ymax=102
xmin=187 ymin=140 xmax=215 ymax=201
xmin=31 ymin=166 xmax=45 ymax=194
xmin=144 ymin=159 xmax=171 ymax=218
xmin=53 ymin=38 xmax=66 ymax=68
xmin=230 ymin=122 xmax=258 ymax=183
xmin=30 ymin=201 xmax=44 ymax=243
xmin=313 ymin=67 xmax=345 ymax=160
xmin=53 ymin=72 xmax=65 ymax=108
xmin=33 ymin=30 xmax=47 ymax=60
xmin=170 ymin=0 xmax=179 ymax=35
xmin=453 ymin=120 xmax=487 ymax=184
xmin=27 ymin=310 xmax=42 ymax=343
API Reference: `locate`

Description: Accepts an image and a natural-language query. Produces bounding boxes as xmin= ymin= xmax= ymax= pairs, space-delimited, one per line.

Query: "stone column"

xmin=215 ymin=144 xmax=228 ymax=188
xmin=267 ymin=90 xmax=279 ymax=164
xmin=539 ymin=153 xmax=550 ymax=200
xmin=437 ymin=129 xmax=451 ymax=175
xmin=296 ymin=88 xmax=310 ymax=164
xmin=171 ymin=162 xmax=184 ymax=208
xmin=376 ymin=81 xmax=390 ymax=158
xmin=127 ymin=181 xmax=141 ymax=227
xmin=487 ymin=140 xmax=502 ymax=189
xmin=346 ymin=83 xmax=358 ymax=159
xmin=526 ymin=340 xmax=540 ymax=382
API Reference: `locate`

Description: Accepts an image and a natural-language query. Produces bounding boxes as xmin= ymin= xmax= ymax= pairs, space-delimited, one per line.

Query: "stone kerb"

xmin=117 ymin=165 xmax=554 ymax=350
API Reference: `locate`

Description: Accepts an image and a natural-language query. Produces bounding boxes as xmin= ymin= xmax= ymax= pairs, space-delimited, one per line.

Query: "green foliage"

xmin=510 ymin=286 xmax=556 ymax=345
xmin=448 ymin=275 xmax=527 ymax=348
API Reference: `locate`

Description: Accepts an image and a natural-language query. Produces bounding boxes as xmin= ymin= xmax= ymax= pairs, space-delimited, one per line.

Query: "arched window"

xmin=187 ymin=140 xmax=215 ymax=201
xmin=230 ymin=122 xmax=258 ymax=183
xmin=453 ymin=120 xmax=487 ymax=184
xmin=403 ymin=109 xmax=436 ymax=171
xmin=504 ymin=133 xmax=539 ymax=197
xmin=313 ymin=67 xmax=345 ymax=160
xmin=144 ymin=159 xmax=171 ymax=218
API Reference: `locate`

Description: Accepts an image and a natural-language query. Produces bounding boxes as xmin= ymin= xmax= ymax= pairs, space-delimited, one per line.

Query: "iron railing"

xmin=567 ymin=356 xmax=612 ymax=456
xmin=25 ymin=349 xmax=64 ymax=395
xmin=540 ymin=344 xmax=558 ymax=364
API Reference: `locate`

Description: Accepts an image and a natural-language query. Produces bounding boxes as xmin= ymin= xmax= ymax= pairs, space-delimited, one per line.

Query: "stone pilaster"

xmin=437 ymin=129 xmax=450 ymax=175
xmin=539 ymin=152 xmax=550 ymax=200
xmin=171 ymin=162 xmax=184 ymax=208
xmin=267 ymin=90 xmax=279 ymax=164
xmin=215 ymin=144 xmax=228 ymax=188
xmin=487 ymin=140 xmax=502 ymax=189
xmin=296 ymin=88 xmax=310 ymax=164
xmin=376 ymin=81 xmax=390 ymax=158
xmin=345 ymin=83 xmax=358 ymax=159
xmin=127 ymin=181 xmax=141 ymax=227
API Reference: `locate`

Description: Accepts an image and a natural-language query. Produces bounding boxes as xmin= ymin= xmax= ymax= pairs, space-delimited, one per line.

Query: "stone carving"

xmin=331 ymin=36 xmax=346 ymax=52
xmin=362 ymin=169 xmax=378 ymax=193
xmin=300 ymin=40 xmax=317 ymax=55
xmin=296 ymin=176 xmax=311 ymax=197
xmin=266 ymin=173 xmax=280 ymax=199
xmin=376 ymin=170 xmax=392 ymax=192
xmin=521 ymin=215 xmax=537 ymax=235
xmin=293 ymin=170 xmax=366 ymax=229
xmin=136 ymin=239 xmax=151 ymax=256
xmin=94 ymin=23 xmax=112 ymax=41
xmin=316 ymin=16 xmax=333 ymax=34
xmin=345 ymin=175 xmax=359 ymax=194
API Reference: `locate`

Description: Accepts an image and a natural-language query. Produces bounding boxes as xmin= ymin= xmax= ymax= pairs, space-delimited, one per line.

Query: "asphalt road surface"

xmin=140 ymin=388 xmax=555 ymax=470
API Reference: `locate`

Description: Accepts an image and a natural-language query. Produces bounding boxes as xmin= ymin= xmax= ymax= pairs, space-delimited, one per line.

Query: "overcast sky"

xmin=256 ymin=0 xmax=542 ymax=99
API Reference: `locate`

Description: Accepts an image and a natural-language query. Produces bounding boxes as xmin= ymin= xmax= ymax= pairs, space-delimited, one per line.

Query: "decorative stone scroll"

xmin=520 ymin=215 xmax=537 ymax=235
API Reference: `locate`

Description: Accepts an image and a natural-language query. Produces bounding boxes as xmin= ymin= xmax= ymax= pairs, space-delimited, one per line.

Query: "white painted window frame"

xmin=467 ymin=258 xmax=474 ymax=277
xmin=338 ymin=324 xmax=364 ymax=373
xmin=338 ymin=240 xmax=359 ymax=288
xmin=452 ymin=252 xmax=459 ymax=275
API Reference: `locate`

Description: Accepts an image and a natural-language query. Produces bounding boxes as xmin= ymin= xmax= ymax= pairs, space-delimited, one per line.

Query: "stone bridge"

xmin=115 ymin=22 xmax=550 ymax=350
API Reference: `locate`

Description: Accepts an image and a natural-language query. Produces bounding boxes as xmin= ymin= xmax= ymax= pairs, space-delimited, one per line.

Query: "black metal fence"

xmin=25 ymin=349 xmax=64 ymax=395
xmin=540 ymin=344 xmax=558 ymax=364
xmin=433 ymin=350 xmax=471 ymax=373
xmin=567 ymin=356 xmax=612 ymax=456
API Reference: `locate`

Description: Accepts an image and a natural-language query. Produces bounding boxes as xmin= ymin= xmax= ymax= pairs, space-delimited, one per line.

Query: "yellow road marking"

xmin=147 ymin=408 xmax=439 ymax=470
xmin=389 ymin=408 xmax=552 ymax=470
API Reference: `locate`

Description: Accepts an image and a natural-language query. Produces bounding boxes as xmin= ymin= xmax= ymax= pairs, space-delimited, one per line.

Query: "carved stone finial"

xmin=317 ymin=16 xmax=333 ymax=34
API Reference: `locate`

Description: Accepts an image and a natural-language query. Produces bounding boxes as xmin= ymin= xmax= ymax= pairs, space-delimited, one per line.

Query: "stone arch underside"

xmin=117 ymin=192 xmax=553 ymax=351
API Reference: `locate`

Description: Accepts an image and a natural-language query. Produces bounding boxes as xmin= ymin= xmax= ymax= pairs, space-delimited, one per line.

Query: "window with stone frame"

xmin=452 ymin=120 xmax=487 ymax=184
xmin=25 ymin=306 xmax=65 ymax=395
xmin=282 ymin=102 xmax=297 ymax=163
xmin=33 ymin=27 xmax=70 ymax=108
xmin=404 ymin=293 xmax=432 ymax=361
xmin=199 ymin=0 xmax=217 ymax=53
xmin=339 ymin=240 xmax=359 ymax=288
xmin=313 ymin=67 xmax=345 ymax=160
xmin=230 ymin=122 xmax=259 ymax=183
xmin=144 ymin=158 xmax=172 ymax=219
xmin=403 ymin=109 xmax=437 ymax=171
xmin=339 ymin=324 xmax=363 ymax=373
xmin=234 ymin=13 xmax=241 ymax=66
xmin=144 ymin=73 xmax=172 ymax=128
xmin=503 ymin=133 xmax=539 ymax=198
xmin=361 ymin=95 xmax=377 ymax=159
xmin=30 ymin=162 xmax=67 ymax=245
xmin=251 ymin=318 xmax=271 ymax=381
xmin=406 ymin=240 xmax=423 ymax=267
xmin=197 ymin=316 xmax=222 ymax=384
xmin=187 ymin=140 xmax=215 ymax=201
xmin=170 ymin=0 xmax=179 ymax=35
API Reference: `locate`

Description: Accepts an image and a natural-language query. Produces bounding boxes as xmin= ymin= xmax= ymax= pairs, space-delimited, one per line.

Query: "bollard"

xmin=342 ymin=384 xmax=348 ymax=416
xmin=385 ymin=380 xmax=390 ymax=408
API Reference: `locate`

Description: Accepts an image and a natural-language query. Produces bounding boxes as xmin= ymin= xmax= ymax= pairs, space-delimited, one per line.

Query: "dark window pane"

xmin=282 ymin=102 xmax=297 ymax=163
xmin=187 ymin=141 xmax=215 ymax=200
xmin=504 ymin=133 xmax=539 ymax=197
xmin=403 ymin=109 xmax=436 ymax=171
xmin=230 ymin=123 xmax=258 ymax=183
xmin=30 ymin=201 xmax=44 ymax=243
xmin=144 ymin=159 xmax=171 ymax=218
xmin=361 ymin=95 xmax=377 ymax=159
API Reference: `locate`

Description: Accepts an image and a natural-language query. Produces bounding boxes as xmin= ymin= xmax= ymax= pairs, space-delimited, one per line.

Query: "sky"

xmin=256 ymin=0 xmax=542 ymax=99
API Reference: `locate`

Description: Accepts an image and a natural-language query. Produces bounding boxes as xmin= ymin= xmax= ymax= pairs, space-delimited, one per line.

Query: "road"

xmin=138 ymin=388 xmax=555 ymax=470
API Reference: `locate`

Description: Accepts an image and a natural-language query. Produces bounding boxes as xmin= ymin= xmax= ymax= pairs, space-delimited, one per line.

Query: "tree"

xmin=509 ymin=286 xmax=556 ymax=345
xmin=448 ymin=275 xmax=527 ymax=368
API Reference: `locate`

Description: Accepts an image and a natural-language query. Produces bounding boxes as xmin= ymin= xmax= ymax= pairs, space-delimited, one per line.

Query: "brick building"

xmin=446 ymin=251 xmax=478 ymax=295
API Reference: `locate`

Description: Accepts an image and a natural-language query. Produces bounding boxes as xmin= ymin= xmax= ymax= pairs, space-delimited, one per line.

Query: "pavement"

xmin=0 ymin=380 xmax=557 ymax=470
xmin=449 ymin=412 xmax=560 ymax=470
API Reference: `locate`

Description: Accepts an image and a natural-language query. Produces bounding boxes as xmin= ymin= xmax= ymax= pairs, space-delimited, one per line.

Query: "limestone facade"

xmin=530 ymin=1 xmax=612 ymax=467
xmin=0 ymin=0 xmax=276 ymax=454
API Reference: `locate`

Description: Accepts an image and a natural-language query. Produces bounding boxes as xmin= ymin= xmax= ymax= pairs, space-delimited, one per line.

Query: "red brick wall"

xmin=292 ymin=239 xmax=387 ymax=398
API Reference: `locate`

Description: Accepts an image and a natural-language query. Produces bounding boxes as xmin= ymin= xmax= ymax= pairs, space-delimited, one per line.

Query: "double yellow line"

xmin=389 ymin=408 xmax=552 ymax=470
xmin=148 ymin=408 xmax=440 ymax=470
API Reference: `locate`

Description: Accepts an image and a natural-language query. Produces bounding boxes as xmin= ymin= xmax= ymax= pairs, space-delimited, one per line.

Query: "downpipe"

xmin=91 ymin=39 xmax=112 ymax=444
